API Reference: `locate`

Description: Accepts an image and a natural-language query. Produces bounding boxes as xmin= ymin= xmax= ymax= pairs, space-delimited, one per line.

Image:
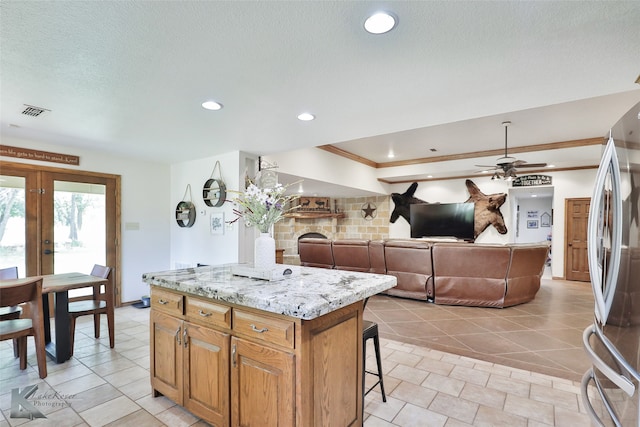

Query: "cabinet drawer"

xmin=185 ymin=296 xmax=231 ymax=329
xmin=151 ymin=288 xmax=183 ymax=316
xmin=233 ymin=310 xmax=295 ymax=349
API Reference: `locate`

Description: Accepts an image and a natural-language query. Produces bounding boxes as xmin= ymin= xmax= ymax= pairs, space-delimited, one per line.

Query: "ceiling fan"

xmin=475 ymin=121 xmax=547 ymax=180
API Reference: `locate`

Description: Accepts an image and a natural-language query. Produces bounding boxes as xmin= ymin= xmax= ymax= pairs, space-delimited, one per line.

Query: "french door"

xmin=0 ymin=161 xmax=120 ymax=303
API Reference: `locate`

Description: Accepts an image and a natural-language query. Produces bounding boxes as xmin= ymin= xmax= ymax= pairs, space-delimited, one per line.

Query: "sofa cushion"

xmin=333 ymin=239 xmax=370 ymax=272
xmin=431 ymin=243 xmax=511 ymax=307
xmin=298 ymin=238 xmax=334 ymax=269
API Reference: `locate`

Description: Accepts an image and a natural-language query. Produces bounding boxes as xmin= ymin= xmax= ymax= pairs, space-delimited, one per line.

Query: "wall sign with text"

xmin=512 ymin=175 xmax=552 ymax=187
xmin=0 ymin=145 xmax=80 ymax=166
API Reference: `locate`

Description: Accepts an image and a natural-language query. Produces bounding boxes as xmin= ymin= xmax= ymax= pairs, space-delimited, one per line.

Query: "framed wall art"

xmin=297 ymin=197 xmax=331 ymax=212
xmin=210 ymin=212 xmax=224 ymax=235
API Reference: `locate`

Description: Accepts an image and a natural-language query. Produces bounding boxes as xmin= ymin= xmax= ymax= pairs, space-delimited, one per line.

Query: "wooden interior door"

xmin=565 ymin=198 xmax=591 ymax=281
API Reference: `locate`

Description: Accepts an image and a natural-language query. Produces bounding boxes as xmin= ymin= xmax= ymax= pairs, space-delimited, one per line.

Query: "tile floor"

xmin=0 ymin=277 xmax=594 ymax=426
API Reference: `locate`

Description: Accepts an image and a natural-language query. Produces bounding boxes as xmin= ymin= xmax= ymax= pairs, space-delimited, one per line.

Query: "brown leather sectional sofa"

xmin=298 ymin=238 xmax=549 ymax=308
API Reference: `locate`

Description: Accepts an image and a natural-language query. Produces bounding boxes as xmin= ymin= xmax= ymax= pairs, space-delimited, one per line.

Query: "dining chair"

xmin=68 ymin=264 xmax=113 ymax=356
xmin=0 ymin=277 xmax=48 ymax=378
xmin=0 ymin=266 xmax=21 ymax=357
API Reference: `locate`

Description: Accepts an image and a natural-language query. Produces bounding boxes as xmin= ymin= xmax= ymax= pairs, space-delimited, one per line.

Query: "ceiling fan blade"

xmin=474 ymin=164 xmax=499 ymax=168
xmin=516 ymin=162 xmax=548 ymax=168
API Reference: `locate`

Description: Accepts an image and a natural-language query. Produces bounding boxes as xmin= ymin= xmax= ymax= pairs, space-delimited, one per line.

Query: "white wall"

xmin=513 ymin=196 xmax=553 ymax=243
xmin=386 ymin=169 xmax=597 ymax=277
xmin=264 ymin=147 xmax=390 ymax=195
xmin=169 ymin=151 xmax=259 ymax=268
xmin=1 ymin=135 xmax=171 ymax=303
xmin=387 ymin=178 xmax=513 ymax=244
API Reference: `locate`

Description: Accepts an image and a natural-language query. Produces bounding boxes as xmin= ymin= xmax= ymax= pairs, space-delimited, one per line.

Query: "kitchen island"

xmin=143 ymin=264 xmax=396 ymax=427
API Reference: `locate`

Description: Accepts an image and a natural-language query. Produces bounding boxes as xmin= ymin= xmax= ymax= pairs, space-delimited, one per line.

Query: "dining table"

xmin=38 ymin=272 xmax=111 ymax=363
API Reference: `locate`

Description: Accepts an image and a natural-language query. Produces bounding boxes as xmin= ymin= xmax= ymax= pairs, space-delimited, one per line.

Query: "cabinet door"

xmin=184 ymin=322 xmax=230 ymax=427
xmin=231 ymin=337 xmax=295 ymax=427
xmin=150 ymin=310 xmax=183 ymax=403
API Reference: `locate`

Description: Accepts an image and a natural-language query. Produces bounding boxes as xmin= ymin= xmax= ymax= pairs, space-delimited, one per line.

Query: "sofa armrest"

xmin=368 ymin=240 xmax=386 ymax=274
xmin=504 ymin=244 xmax=549 ymax=306
xmin=383 ymin=240 xmax=433 ymax=300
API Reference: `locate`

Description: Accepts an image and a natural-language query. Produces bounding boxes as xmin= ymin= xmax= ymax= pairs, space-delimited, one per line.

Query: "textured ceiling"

xmin=1 ymin=1 xmax=640 ymax=188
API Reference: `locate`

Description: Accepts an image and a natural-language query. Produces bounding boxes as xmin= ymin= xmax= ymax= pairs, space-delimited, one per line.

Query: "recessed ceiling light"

xmin=202 ymin=100 xmax=223 ymax=111
xmin=531 ymin=194 xmax=538 ymax=198
xmin=297 ymin=113 xmax=315 ymax=121
xmin=364 ymin=12 xmax=397 ymax=34
xmin=387 ymin=151 xmax=395 ymax=158
xmin=427 ymin=175 xmax=433 ymax=178
xmin=546 ymin=164 xmax=555 ymax=168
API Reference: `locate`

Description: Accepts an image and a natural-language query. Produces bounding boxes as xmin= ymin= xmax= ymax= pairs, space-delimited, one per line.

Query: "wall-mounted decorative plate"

xmin=361 ymin=202 xmax=377 ymax=220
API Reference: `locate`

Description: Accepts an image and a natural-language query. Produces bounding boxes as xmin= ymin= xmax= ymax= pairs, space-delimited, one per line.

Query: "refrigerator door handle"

xmin=587 ymin=135 xmax=623 ymax=325
xmin=581 ymin=369 xmax=622 ymax=427
xmin=583 ymin=325 xmax=636 ymax=397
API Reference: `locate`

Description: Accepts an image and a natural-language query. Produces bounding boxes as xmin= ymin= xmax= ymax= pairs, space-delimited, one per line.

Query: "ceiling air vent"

xmin=21 ymin=104 xmax=50 ymax=117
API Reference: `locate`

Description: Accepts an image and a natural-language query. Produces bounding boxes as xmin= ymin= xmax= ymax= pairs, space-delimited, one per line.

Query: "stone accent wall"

xmin=274 ymin=195 xmax=390 ymax=256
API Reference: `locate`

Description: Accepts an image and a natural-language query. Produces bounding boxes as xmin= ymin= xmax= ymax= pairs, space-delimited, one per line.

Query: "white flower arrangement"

xmin=230 ymin=182 xmax=299 ymax=233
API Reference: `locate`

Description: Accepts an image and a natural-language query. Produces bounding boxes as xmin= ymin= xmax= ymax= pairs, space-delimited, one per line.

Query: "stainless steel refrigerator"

xmin=582 ymin=101 xmax=640 ymax=426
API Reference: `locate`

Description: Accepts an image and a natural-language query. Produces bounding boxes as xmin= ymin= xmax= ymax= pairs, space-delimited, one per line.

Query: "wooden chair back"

xmin=67 ymin=264 xmax=115 ymax=356
xmin=0 ymin=277 xmax=47 ymax=378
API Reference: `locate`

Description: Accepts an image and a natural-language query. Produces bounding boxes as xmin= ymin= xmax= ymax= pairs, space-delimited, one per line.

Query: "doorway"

xmin=564 ymin=197 xmax=591 ymax=282
xmin=0 ymin=162 xmax=121 ymax=304
xmin=509 ymin=186 xmax=554 ymax=277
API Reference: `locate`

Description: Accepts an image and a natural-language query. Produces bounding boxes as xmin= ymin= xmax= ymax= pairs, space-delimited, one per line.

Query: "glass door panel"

xmin=0 ymin=174 xmax=26 ymax=277
xmin=52 ymin=180 xmax=106 ymax=298
xmin=0 ymin=162 xmax=119 ymax=306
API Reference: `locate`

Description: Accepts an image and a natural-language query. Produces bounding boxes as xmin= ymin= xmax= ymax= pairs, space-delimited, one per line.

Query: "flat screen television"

xmin=410 ymin=202 xmax=475 ymax=241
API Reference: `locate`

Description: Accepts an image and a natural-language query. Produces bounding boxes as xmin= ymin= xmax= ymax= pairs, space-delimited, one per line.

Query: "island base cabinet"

xmin=231 ymin=337 xmax=295 ymax=427
xmin=184 ymin=322 xmax=230 ymax=427
xmin=150 ymin=310 xmax=183 ymax=403
xmin=150 ymin=287 xmax=364 ymax=427
xmin=151 ymin=310 xmax=230 ymax=427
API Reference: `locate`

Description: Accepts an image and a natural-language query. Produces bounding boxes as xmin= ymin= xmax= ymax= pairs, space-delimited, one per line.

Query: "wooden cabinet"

xmin=231 ymin=337 xmax=294 ymax=426
xmin=150 ymin=310 xmax=182 ymax=402
xmin=150 ymin=310 xmax=231 ymax=427
xmin=150 ymin=286 xmax=363 ymax=427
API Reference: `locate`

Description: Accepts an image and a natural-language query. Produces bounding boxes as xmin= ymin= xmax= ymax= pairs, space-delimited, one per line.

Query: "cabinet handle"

xmin=198 ymin=310 xmax=212 ymax=317
xmin=232 ymin=344 xmax=237 ymax=368
xmin=250 ymin=324 xmax=269 ymax=333
xmin=183 ymin=327 xmax=188 ymax=348
xmin=158 ymin=299 xmax=168 ymax=305
xmin=175 ymin=327 xmax=181 ymax=345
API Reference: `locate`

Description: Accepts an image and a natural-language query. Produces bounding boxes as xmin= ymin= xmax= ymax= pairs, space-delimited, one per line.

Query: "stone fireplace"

xmin=274 ymin=195 xmax=390 ymax=264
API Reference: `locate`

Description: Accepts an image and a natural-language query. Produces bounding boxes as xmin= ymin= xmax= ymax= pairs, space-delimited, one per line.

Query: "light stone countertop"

xmin=142 ymin=264 xmax=396 ymax=320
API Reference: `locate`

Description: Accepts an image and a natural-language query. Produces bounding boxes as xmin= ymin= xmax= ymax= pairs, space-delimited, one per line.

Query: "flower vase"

xmin=254 ymin=232 xmax=276 ymax=270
